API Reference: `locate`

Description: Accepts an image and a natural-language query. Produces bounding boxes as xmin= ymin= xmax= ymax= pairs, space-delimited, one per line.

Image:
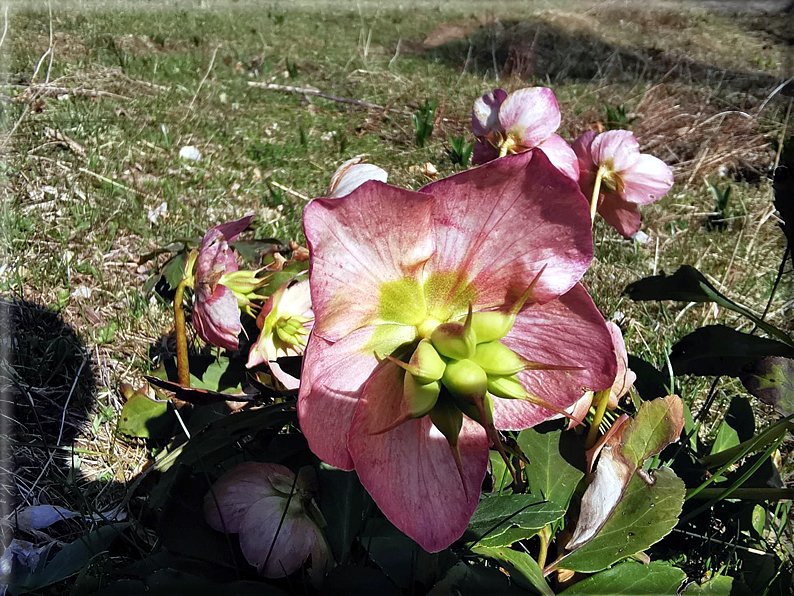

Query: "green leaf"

xmin=318 ymin=464 xmax=372 ymax=564
xmin=709 ymin=396 xmax=754 ymax=455
xmin=558 ymin=561 xmax=685 ymax=595
xmin=463 ymin=495 xmax=565 ymax=544
xmin=740 ymin=356 xmax=794 ymax=416
xmin=472 ymin=545 xmax=554 ymax=596
xmin=625 ymin=267 xmax=793 ymax=346
xmin=670 ymin=326 xmax=794 ymax=377
xmin=118 ymin=393 xmax=171 ymax=439
xmin=162 ymin=251 xmax=188 ymax=291
xmin=489 ymin=450 xmax=512 ymax=494
xmin=517 ymin=423 xmax=585 ymax=508
xmin=621 ymin=397 xmax=685 ymax=468
xmin=562 ymin=468 xmax=685 ymax=573
xmin=683 ymin=575 xmax=736 ymax=595
xmin=189 ymin=356 xmax=245 ymax=393
xmin=428 ymin=561 xmax=526 ymax=595
xmin=477 ymin=525 xmax=540 ymax=548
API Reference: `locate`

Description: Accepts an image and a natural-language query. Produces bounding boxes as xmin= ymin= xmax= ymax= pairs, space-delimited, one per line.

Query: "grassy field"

xmin=2 ymin=0 xmax=793 ymax=591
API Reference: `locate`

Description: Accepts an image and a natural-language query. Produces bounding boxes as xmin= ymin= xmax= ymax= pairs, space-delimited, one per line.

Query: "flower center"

xmin=275 ymin=315 xmax=310 ymax=348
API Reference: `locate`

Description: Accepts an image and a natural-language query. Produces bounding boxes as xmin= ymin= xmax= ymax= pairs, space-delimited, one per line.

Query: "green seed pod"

xmin=487 ymin=375 xmax=527 ymax=400
xmin=409 ymin=339 xmax=447 ymax=384
xmin=470 ymin=311 xmax=515 ymax=343
xmin=429 ymin=395 xmax=463 ymax=447
xmin=472 ymin=341 xmax=528 ymax=376
xmin=431 ymin=321 xmax=476 ymax=360
xmin=404 ymin=373 xmax=440 ymax=418
xmin=442 ymin=359 xmax=488 ymax=398
xmin=452 ymin=392 xmax=494 ymax=427
xmin=219 ymin=269 xmax=267 ymax=295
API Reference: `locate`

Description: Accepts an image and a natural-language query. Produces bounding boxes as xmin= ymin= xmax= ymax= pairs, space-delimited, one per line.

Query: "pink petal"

xmin=471 ymin=89 xmax=508 ymax=138
xmin=536 ymin=134 xmax=579 ymax=180
xmin=420 ymin=151 xmax=592 ymax=316
xmin=203 ymin=462 xmax=290 ymax=533
xmin=498 ymin=87 xmax=561 ymax=148
xmin=196 ymin=229 xmax=239 ymax=281
xmin=298 ymin=323 xmax=418 ymax=470
xmin=471 ymin=141 xmax=498 ymax=166
xmin=590 ymin=130 xmax=640 ymax=172
xmin=329 ymin=160 xmax=389 ymax=198
xmin=566 ymin=392 xmax=593 ymax=430
xmin=597 ymin=193 xmax=642 ymax=237
xmin=193 ymin=285 xmax=241 ymax=350
xmin=347 ymin=361 xmax=489 ymax=552
xmin=239 ymin=496 xmax=317 ymax=577
xmin=607 ymin=322 xmax=635 ymax=404
xmin=494 ymin=283 xmax=617 ymax=430
xmin=269 ymin=360 xmax=301 ymax=391
xmin=572 ymin=130 xmax=598 ymax=174
xmin=620 ymin=154 xmax=674 ymax=206
xmin=213 ymin=213 xmax=256 ymax=244
xmin=303 ymin=182 xmax=435 ymax=341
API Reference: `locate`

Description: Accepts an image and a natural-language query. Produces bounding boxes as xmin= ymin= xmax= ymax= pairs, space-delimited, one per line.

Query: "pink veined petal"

xmin=196 ymin=230 xmax=239 ymax=281
xmin=536 ymin=134 xmax=580 ymax=180
xmin=269 ymin=360 xmax=301 ymax=391
xmin=471 ymin=140 xmax=499 ymax=166
xmin=620 ymin=153 xmax=674 ymax=206
xmin=597 ymin=192 xmax=642 ymax=237
xmin=498 ymin=87 xmax=561 ymax=148
xmin=472 ymin=89 xmax=508 ymax=138
xmin=303 ymin=182 xmax=435 ymax=341
xmin=213 ymin=213 xmax=256 ymax=244
xmin=239 ymin=496 xmax=317 ymax=577
xmin=420 ymin=150 xmax=593 ymax=315
xmin=203 ymin=462 xmax=290 ymax=533
xmin=572 ymin=130 xmax=598 ymax=174
xmin=193 ymin=285 xmax=241 ymax=350
xmin=566 ymin=392 xmax=594 ymax=430
xmin=494 ymin=283 xmax=617 ymax=430
xmin=298 ymin=323 xmax=418 ymax=470
xmin=282 ymin=279 xmax=313 ymax=317
xmin=590 ymin=130 xmax=640 ymax=172
xmin=606 ymin=322 xmax=636 ymax=405
xmin=347 ymin=361 xmax=489 ymax=553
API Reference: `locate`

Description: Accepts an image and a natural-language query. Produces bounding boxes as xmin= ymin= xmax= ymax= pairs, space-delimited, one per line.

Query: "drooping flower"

xmin=573 ymin=130 xmax=674 ymax=236
xmin=247 ymin=278 xmax=314 ymax=389
xmin=299 ymin=151 xmax=617 ymax=552
xmin=191 ymin=214 xmax=264 ymax=350
xmin=204 ymin=462 xmax=330 ymax=578
xmin=328 ymin=157 xmax=388 ymax=198
xmin=471 ymin=87 xmax=579 ymax=179
xmin=566 ymin=322 xmax=637 ymax=428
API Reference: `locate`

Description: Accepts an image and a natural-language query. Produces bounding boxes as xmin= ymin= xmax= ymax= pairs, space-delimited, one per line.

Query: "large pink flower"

xmin=298 ymin=151 xmax=616 ymax=552
xmin=573 ymin=130 xmax=674 ymax=236
xmin=471 ymin=87 xmax=579 ymax=180
xmin=192 ymin=214 xmax=255 ymax=350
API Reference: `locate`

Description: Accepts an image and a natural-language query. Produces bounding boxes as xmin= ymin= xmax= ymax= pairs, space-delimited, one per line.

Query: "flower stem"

xmin=174 ymin=277 xmax=190 ymax=388
xmin=589 ymin=165 xmax=607 ymax=225
xmin=585 ymin=389 xmax=611 ymax=449
xmin=537 ymin=525 xmax=551 ymax=569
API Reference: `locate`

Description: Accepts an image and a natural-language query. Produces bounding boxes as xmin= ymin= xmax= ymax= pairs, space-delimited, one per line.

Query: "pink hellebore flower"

xmin=328 ymin=157 xmax=388 ymax=198
xmin=247 ymin=278 xmax=314 ymax=390
xmin=299 ymin=151 xmax=617 ymax=552
xmin=204 ymin=462 xmax=330 ymax=578
xmin=192 ymin=214 xmax=260 ymax=351
xmin=471 ymin=87 xmax=579 ymax=180
xmin=573 ymin=130 xmax=674 ymax=237
xmin=566 ymin=322 xmax=637 ymax=428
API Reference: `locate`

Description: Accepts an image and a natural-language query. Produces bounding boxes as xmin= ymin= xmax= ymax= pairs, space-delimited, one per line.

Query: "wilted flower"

xmin=299 ymin=151 xmax=617 ymax=552
xmin=328 ymin=157 xmax=388 ymax=198
xmin=247 ymin=278 xmax=314 ymax=389
xmin=471 ymin=87 xmax=579 ymax=179
xmin=573 ymin=130 xmax=674 ymax=236
xmin=191 ymin=214 xmax=265 ymax=350
xmin=566 ymin=322 xmax=637 ymax=428
xmin=204 ymin=462 xmax=330 ymax=578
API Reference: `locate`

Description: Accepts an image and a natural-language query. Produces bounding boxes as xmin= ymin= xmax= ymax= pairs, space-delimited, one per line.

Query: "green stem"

xmin=537 ymin=525 xmax=551 ymax=569
xmin=589 ymin=165 xmax=607 ymax=224
xmin=585 ymin=389 xmax=611 ymax=449
xmin=174 ymin=277 xmax=190 ymax=388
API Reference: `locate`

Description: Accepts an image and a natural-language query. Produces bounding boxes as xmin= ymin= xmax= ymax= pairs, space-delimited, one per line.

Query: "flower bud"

xmin=404 ymin=373 xmax=440 ymax=418
xmin=472 ymin=341 xmax=528 ymax=376
xmin=431 ymin=306 xmax=476 ymax=360
xmin=442 ymin=359 xmax=488 ymax=398
xmin=220 ymin=269 xmax=267 ymax=299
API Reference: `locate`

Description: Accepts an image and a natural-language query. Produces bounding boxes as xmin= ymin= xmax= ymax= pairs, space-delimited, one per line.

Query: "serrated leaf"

xmin=463 ymin=495 xmax=565 ymax=544
xmin=559 ymin=560 xmax=685 ymax=595
xmin=488 ymin=450 xmax=512 ymax=494
xmin=621 ymin=396 xmax=685 ymax=468
xmin=472 ymin=546 xmax=553 ymax=596
xmin=683 ymin=575 xmax=736 ymax=595
xmin=118 ymin=393 xmax=171 ymax=439
xmin=517 ymin=423 xmax=585 ymax=508
xmin=189 ymin=356 xmax=245 ymax=393
xmin=161 ymin=251 xmax=188 ymax=291
xmin=670 ymin=326 xmax=794 ymax=377
xmin=562 ymin=467 xmax=685 ymax=573
xmin=740 ymin=356 xmax=794 ymax=416
xmin=477 ymin=525 xmax=540 ymax=548
xmin=318 ymin=464 xmax=372 ymax=564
